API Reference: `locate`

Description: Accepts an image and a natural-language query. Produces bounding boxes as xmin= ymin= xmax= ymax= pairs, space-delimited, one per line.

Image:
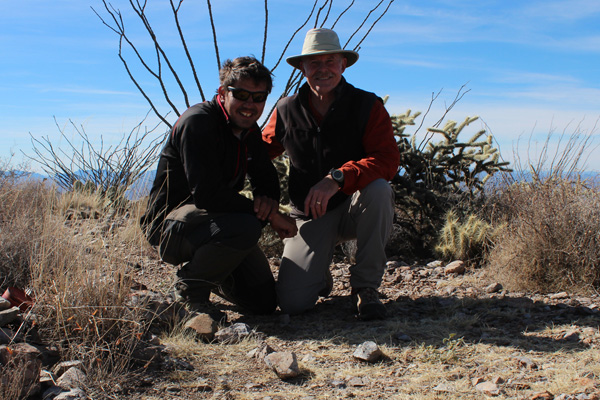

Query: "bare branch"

xmin=171 ymin=0 xmax=206 ymax=103
xmin=261 ymin=0 xmax=268 ymax=64
xmin=270 ymin=0 xmax=320 ymax=73
xmin=128 ymin=0 xmax=185 ymax=115
xmin=314 ymin=0 xmax=332 ymax=28
xmin=353 ymin=0 xmax=395 ymax=51
xmin=344 ymin=0 xmax=385 ymax=48
xmin=332 ymin=0 xmax=354 ymax=29
xmin=206 ymin=0 xmax=221 ymax=70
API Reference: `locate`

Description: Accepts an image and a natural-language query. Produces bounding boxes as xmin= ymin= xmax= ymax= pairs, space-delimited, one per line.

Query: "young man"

xmin=263 ymin=29 xmax=400 ymax=320
xmin=141 ymin=56 xmax=297 ymax=314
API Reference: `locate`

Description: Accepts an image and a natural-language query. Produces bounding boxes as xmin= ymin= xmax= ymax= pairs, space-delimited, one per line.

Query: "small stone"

xmin=54 ymin=388 xmax=88 ymax=400
xmin=530 ymin=391 xmax=554 ymax=400
xmin=347 ymin=376 xmax=368 ymax=387
xmin=472 ymin=377 xmax=485 ymax=386
xmin=475 ymin=381 xmax=501 ymax=396
xmin=56 ymin=367 xmax=87 ymax=390
xmin=444 ymin=260 xmax=465 ymax=275
xmin=329 ymin=379 xmax=346 ymax=388
xmin=563 ymin=330 xmax=580 ymax=342
xmin=353 ymin=341 xmax=383 ymax=363
xmin=394 ymin=332 xmax=412 ymax=342
xmin=516 ymin=356 xmax=538 ymax=369
xmin=550 ymin=292 xmax=569 ymax=300
xmin=0 ymin=297 xmax=11 ymax=311
xmin=433 ymin=383 xmax=453 ymax=392
xmin=427 ymin=260 xmax=443 ymax=268
xmin=264 ymin=351 xmax=300 ymax=379
xmin=215 ymin=323 xmax=251 ymax=344
xmin=0 ymin=306 xmax=20 ymax=326
xmin=52 ymin=360 xmax=84 ymax=377
xmin=184 ymin=313 xmax=218 ymax=341
xmin=0 ymin=327 xmax=21 ymax=344
xmin=485 ymin=283 xmax=503 ymax=293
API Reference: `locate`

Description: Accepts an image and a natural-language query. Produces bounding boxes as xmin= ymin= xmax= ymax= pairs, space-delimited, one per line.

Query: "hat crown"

xmin=301 ymin=28 xmax=343 ymax=55
xmin=286 ymin=28 xmax=359 ymax=69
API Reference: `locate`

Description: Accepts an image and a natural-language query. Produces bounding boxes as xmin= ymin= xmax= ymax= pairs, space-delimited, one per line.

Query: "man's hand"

xmin=269 ymin=212 xmax=298 ymax=239
xmin=254 ymin=195 xmax=278 ymax=221
xmin=304 ymin=176 xmax=340 ymax=219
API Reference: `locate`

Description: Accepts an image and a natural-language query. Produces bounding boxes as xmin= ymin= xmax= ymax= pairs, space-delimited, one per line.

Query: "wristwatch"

xmin=329 ymin=168 xmax=344 ymax=188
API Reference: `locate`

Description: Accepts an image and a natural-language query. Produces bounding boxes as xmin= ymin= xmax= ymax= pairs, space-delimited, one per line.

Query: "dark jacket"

xmin=263 ymin=78 xmax=399 ymax=216
xmin=141 ymin=96 xmax=280 ymax=245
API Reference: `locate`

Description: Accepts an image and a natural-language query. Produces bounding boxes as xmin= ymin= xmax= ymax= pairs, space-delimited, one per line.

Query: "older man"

xmin=141 ymin=56 xmax=297 ymax=315
xmin=263 ymin=29 xmax=399 ymax=320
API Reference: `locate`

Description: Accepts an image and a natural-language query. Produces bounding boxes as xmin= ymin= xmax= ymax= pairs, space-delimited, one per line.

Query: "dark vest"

xmin=275 ymin=78 xmax=380 ymax=215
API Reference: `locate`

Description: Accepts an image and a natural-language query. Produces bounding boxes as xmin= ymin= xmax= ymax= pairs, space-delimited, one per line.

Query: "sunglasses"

xmin=227 ymin=86 xmax=268 ymax=103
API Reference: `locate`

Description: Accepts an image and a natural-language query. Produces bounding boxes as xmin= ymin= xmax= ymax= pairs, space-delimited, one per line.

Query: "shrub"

xmin=486 ymin=177 xmax=600 ymax=293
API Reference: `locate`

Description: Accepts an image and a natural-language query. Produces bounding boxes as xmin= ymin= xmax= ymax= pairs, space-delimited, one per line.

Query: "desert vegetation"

xmin=2 ymin=113 xmax=600 ymax=399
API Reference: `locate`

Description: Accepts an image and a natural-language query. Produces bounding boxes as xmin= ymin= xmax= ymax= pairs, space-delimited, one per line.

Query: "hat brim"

xmin=286 ymin=50 xmax=359 ymax=69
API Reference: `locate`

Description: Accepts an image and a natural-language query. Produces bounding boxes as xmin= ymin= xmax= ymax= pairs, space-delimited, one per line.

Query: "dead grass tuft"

xmin=486 ymin=177 xmax=600 ymax=294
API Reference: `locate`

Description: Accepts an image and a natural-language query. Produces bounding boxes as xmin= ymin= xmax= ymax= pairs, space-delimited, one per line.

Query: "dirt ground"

xmin=113 ymin=247 xmax=600 ymax=400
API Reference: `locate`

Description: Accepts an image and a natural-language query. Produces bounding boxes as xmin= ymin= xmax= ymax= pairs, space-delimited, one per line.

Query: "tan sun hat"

xmin=286 ymin=28 xmax=359 ymax=69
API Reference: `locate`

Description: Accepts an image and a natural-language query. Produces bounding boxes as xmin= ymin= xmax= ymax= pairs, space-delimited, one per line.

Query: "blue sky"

xmin=2 ymin=0 xmax=599 ymax=172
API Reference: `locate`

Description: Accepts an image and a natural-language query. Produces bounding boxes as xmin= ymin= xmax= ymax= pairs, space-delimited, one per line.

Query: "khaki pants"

xmin=276 ymin=179 xmax=395 ymax=315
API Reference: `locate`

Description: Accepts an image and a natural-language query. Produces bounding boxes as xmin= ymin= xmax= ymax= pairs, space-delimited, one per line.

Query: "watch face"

xmin=332 ymin=169 xmax=343 ymax=182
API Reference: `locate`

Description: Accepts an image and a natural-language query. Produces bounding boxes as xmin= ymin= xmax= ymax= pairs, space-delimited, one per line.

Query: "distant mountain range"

xmin=4 ymin=169 xmax=598 ymax=201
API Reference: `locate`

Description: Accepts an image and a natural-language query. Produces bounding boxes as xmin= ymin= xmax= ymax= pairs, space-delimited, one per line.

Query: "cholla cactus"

xmin=390 ymin=113 xmax=511 ymax=257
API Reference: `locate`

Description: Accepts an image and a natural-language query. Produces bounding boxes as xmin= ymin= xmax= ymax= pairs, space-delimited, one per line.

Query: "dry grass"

xmin=486 ymin=176 xmax=600 ymax=294
xmin=2 ymin=161 xmax=600 ymax=399
xmin=0 ymin=179 xmax=155 ymax=398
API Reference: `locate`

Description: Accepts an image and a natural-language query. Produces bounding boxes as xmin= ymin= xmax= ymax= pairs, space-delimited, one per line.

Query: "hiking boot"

xmin=351 ymin=287 xmax=386 ymax=320
xmin=173 ymin=283 xmax=226 ymax=322
xmin=318 ymin=268 xmax=334 ymax=298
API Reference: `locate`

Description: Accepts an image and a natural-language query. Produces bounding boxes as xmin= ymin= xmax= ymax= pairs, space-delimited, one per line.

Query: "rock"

xmin=475 ymin=381 xmax=501 ymax=396
xmin=550 ymin=292 xmax=569 ymax=300
xmin=530 ymin=391 xmax=554 ymax=400
xmin=485 ymin=283 xmax=503 ymax=293
xmin=56 ymin=367 xmax=87 ymax=390
xmin=563 ymin=330 xmax=580 ymax=341
xmin=427 ymin=260 xmax=443 ymax=268
xmin=394 ymin=332 xmax=412 ymax=342
xmin=0 ymin=343 xmax=42 ymax=397
xmin=54 ymin=388 xmax=88 ymax=400
xmin=353 ymin=341 xmax=383 ymax=363
xmin=184 ymin=313 xmax=218 ymax=341
xmin=250 ymin=342 xmax=276 ymax=361
xmin=52 ymin=360 xmax=84 ymax=377
xmin=0 ymin=297 xmax=11 ymax=311
xmin=515 ymin=356 xmax=538 ymax=370
xmin=0 ymin=306 xmax=20 ymax=326
xmin=215 ymin=323 xmax=251 ymax=344
xmin=471 ymin=377 xmax=485 ymax=386
xmin=433 ymin=383 xmax=453 ymax=392
xmin=444 ymin=260 xmax=465 ymax=275
xmin=347 ymin=376 xmax=368 ymax=387
xmin=0 ymin=327 xmax=22 ymax=344
xmin=43 ymin=385 xmax=65 ymax=399
xmin=132 ymin=344 xmax=165 ymax=365
xmin=264 ymin=351 xmax=300 ymax=379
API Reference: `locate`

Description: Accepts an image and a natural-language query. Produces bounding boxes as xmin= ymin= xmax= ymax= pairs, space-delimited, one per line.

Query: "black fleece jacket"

xmin=141 ymin=96 xmax=280 ymax=245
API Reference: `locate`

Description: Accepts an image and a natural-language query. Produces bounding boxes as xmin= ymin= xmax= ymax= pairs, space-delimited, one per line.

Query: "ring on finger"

xmin=316 ymin=201 xmax=321 ymax=205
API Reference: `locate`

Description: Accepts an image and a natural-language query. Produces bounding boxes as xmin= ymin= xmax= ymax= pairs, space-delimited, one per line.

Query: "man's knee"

xmin=276 ymin=285 xmax=319 ymax=315
xmin=362 ymin=178 xmax=393 ymax=202
xmin=219 ymin=214 xmax=263 ymax=250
